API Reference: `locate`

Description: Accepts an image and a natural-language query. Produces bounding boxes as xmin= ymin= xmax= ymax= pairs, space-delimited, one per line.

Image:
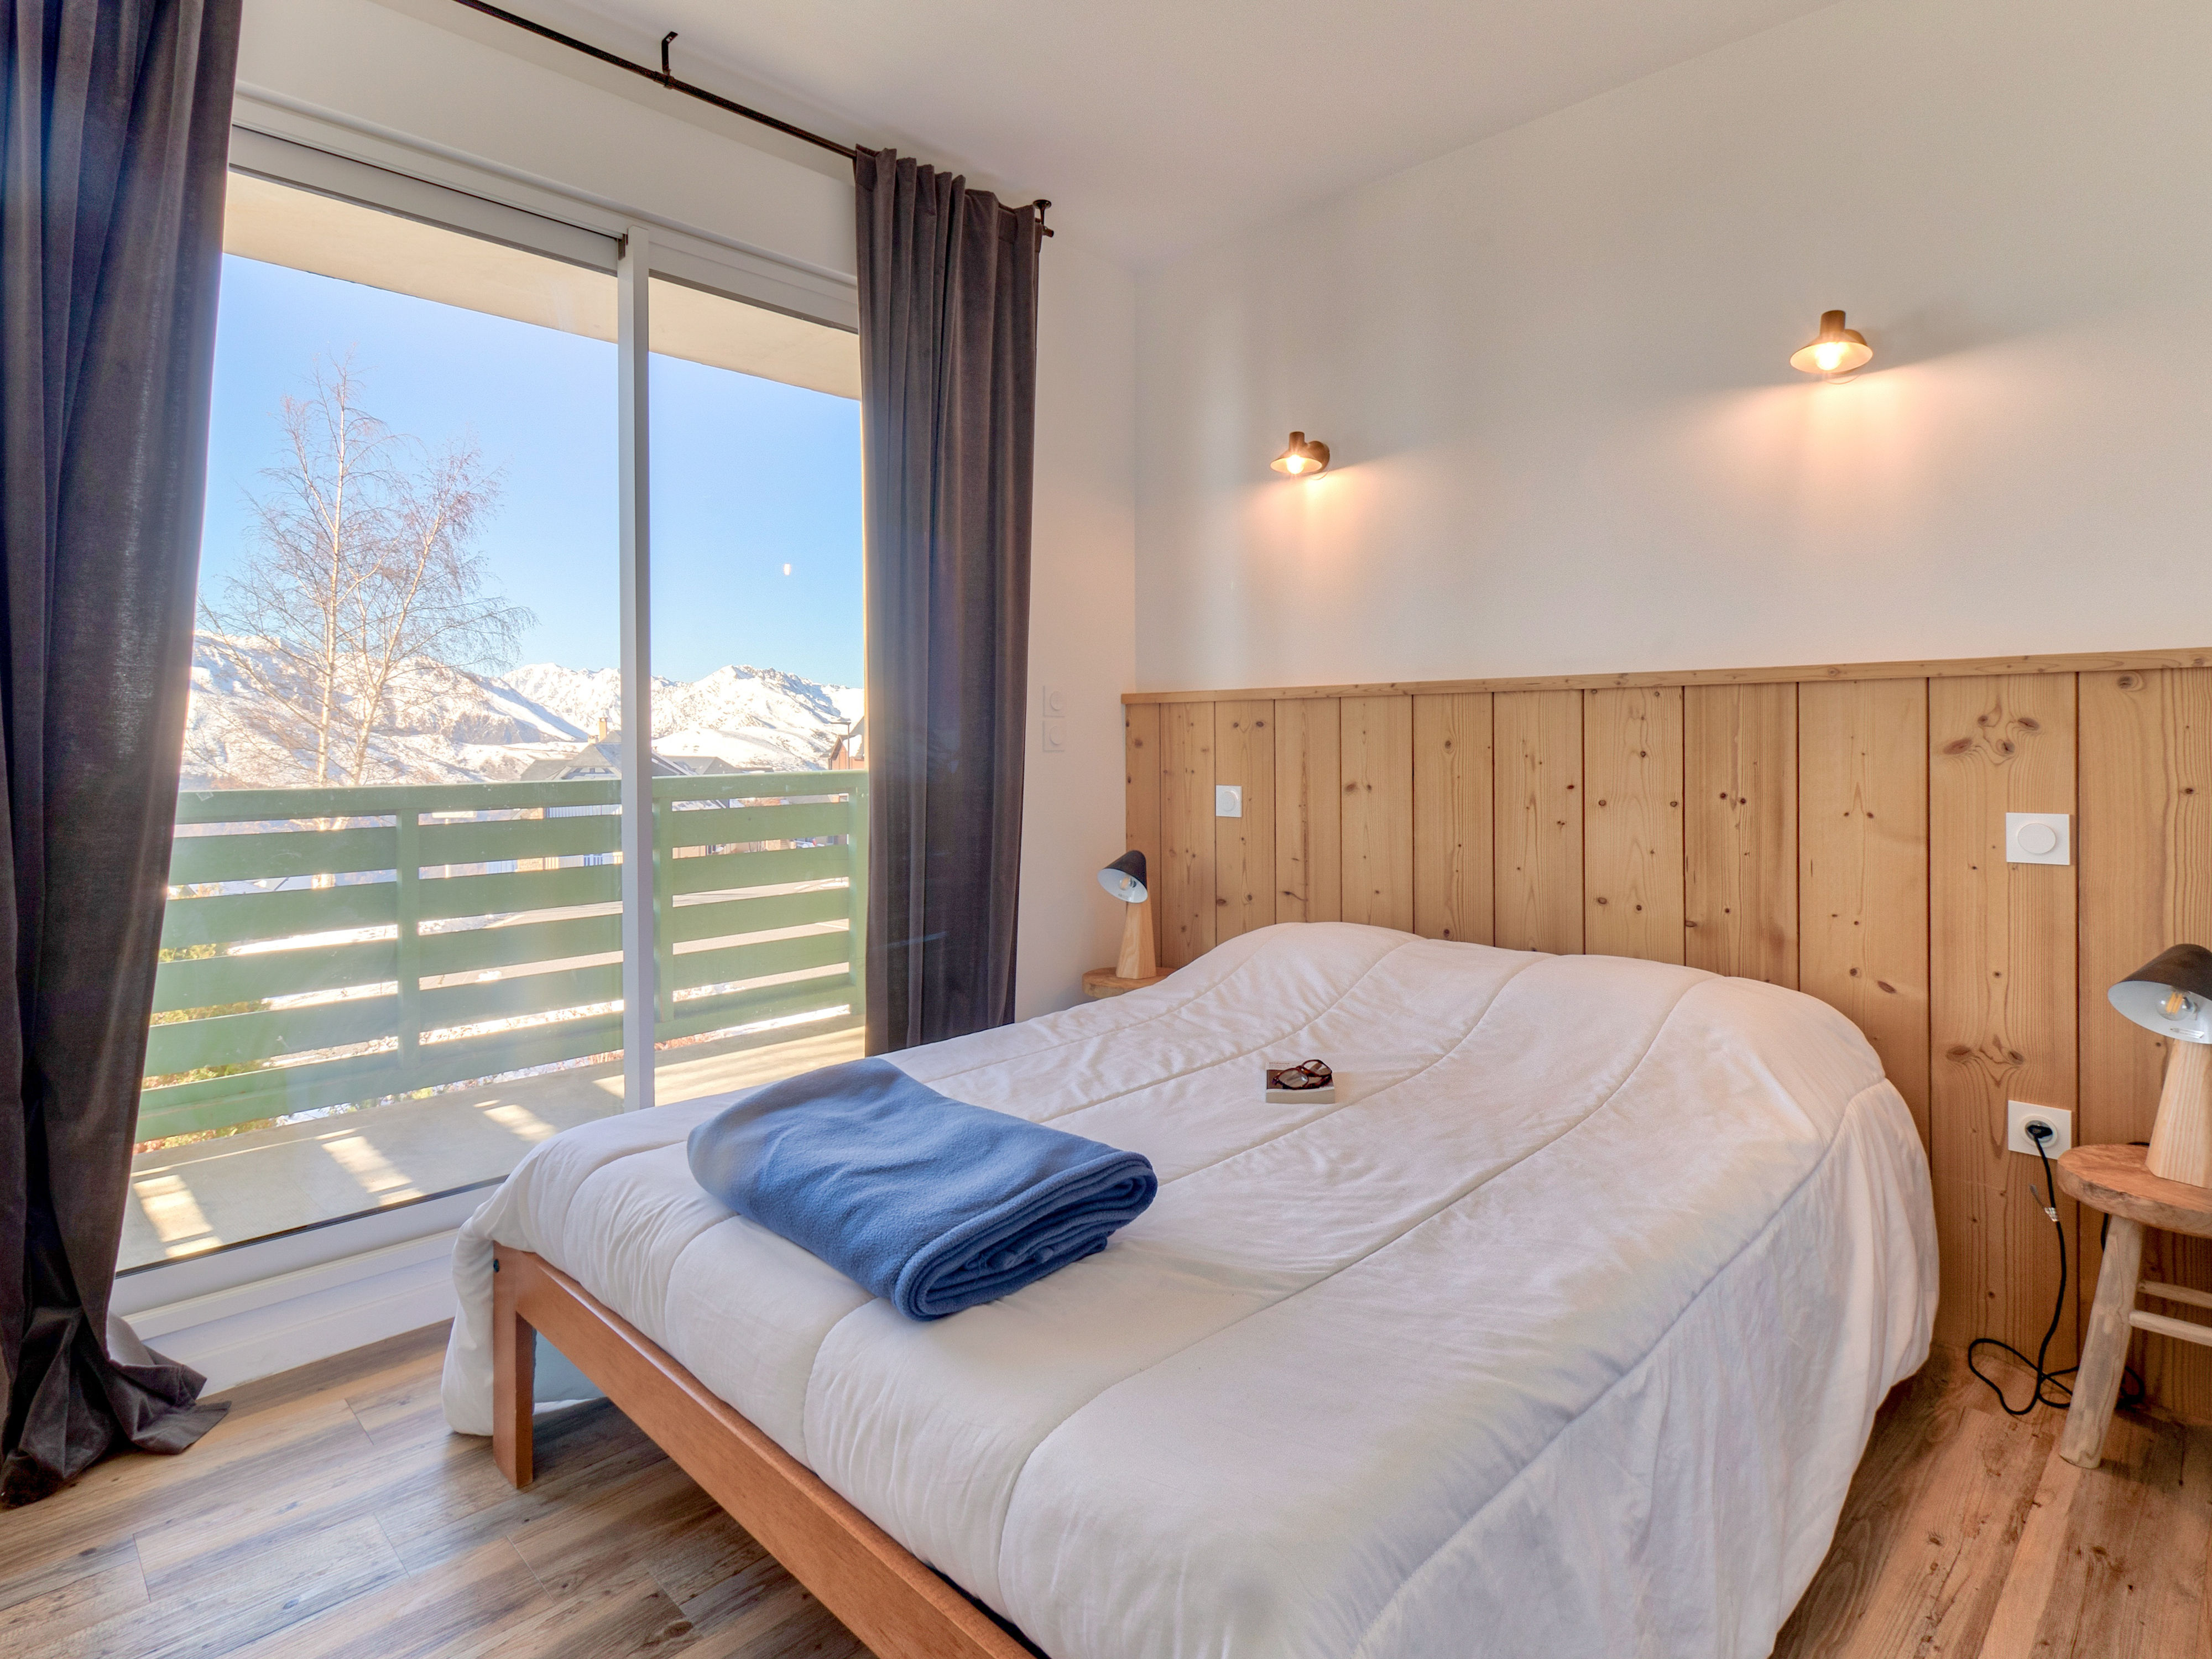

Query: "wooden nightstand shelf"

xmin=1082 ymin=967 xmax=1167 ymax=998
xmin=2053 ymin=1143 xmax=2212 ymax=1469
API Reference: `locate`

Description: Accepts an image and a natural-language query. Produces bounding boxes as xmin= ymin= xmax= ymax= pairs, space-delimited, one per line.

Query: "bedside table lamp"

xmin=2110 ymin=944 xmax=2212 ymax=1187
xmin=1098 ymin=851 xmax=1158 ymax=981
xmin=2056 ymin=943 xmax=2212 ymax=1472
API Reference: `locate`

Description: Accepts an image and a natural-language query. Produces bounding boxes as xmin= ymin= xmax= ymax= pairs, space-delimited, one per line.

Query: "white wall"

xmin=1019 ymin=248 xmax=1139 ymax=1016
xmin=239 ymin=0 xmax=1138 ymax=1015
xmin=1134 ymin=0 xmax=2212 ymax=692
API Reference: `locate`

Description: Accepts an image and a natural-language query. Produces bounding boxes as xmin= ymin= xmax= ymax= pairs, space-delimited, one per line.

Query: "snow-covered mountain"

xmin=181 ymin=633 xmax=861 ymax=790
xmin=504 ymin=662 xmax=864 ymax=774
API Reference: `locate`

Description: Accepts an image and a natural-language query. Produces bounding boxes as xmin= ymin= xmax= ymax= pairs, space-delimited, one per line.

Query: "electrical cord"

xmin=1966 ymin=1121 xmax=2075 ymax=1414
xmin=1966 ymin=1124 xmax=2144 ymax=1416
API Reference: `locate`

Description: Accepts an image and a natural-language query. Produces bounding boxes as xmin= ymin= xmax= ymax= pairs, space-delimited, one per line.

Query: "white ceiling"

xmin=555 ymin=0 xmax=1842 ymax=266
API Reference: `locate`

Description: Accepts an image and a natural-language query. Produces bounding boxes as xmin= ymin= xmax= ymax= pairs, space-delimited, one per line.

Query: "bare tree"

xmin=198 ymin=358 xmax=534 ymax=787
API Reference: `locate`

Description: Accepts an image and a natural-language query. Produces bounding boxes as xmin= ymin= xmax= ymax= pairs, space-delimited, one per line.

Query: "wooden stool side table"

xmin=2053 ymin=1143 xmax=2212 ymax=1468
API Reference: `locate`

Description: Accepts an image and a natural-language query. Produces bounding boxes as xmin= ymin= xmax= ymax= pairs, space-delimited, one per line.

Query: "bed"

xmin=442 ymin=922 xmax=1937 ymax=1659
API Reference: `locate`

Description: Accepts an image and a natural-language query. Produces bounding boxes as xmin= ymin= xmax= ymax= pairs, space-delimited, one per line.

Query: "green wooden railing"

xmin=143 ymin=769 xmax=868 ymax=1142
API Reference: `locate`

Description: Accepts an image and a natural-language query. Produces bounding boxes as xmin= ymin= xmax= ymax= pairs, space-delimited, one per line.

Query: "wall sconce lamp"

xmin=1270 ymin=431 xmax=1330 ymax=476
xmin=1790 ymin=310 xmax=1872 ymax=379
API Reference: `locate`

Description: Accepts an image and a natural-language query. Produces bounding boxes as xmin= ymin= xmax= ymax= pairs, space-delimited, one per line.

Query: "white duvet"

xmin=444 ymin=923 xmax=1937 ymax=1659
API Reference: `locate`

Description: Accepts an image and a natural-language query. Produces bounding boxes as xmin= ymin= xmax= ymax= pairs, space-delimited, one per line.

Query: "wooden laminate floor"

xmin=1 ymin=1329 xmax=2205 ymax=1658
xmin=1775 ymin=1345 xmax=2211 ymax=1658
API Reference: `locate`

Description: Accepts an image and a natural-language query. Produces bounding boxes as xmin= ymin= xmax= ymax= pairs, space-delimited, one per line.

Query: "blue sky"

xmin=200 ymin=255 xmax=865 ymax=687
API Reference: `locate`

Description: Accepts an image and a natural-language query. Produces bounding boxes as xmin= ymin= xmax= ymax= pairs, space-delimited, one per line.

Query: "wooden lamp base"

xmin=2146 ymin=1040 xmax=2212 ymax=1188
xmin=1083 ymin=900 xmax=1165 ymax=999
xmin=1115 ymin=897 xmax=1158 ymax=982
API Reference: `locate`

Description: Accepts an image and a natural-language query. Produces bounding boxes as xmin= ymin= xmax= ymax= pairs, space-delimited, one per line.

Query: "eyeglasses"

xmin=1267 ymin=1059 xmax=1333 ymax=1092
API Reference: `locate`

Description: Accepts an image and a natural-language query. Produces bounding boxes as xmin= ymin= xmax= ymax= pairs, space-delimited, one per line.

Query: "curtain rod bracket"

xmin=447 ymin=0 xmax=855 ymax=159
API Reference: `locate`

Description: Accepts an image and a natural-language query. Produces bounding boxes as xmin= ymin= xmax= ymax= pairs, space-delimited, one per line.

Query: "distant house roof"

xmin=518 ymin=738 xmax=739 ymax=781
xmin=829 ymin=714 xmax=865 ymax=770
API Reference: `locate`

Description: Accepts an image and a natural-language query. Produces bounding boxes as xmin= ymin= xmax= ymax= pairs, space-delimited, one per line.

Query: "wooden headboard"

xmin=1123 ymin=648 xmax=2212 ymax=1421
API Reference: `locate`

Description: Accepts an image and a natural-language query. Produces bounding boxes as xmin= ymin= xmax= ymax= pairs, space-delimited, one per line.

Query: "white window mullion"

xmin=618 ymin=225 xmax=656 ymax=1111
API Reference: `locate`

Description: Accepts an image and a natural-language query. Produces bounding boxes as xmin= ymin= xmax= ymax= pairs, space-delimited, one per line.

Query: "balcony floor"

xmin=122 ymin=1021 xmax=865 ymax=1271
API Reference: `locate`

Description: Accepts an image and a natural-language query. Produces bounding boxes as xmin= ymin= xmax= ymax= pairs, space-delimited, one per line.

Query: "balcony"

xmin=127 ymin=769 xmax=865 ymax=1269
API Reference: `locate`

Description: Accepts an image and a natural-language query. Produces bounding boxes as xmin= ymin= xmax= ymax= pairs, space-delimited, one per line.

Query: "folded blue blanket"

xmin=686 ymin=1057 xmax=1157 ymax=1320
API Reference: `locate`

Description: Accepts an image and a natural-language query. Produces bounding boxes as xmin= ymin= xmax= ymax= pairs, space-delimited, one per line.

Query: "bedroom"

xmin=1 ymin=0 xmax=2206 ymax=1655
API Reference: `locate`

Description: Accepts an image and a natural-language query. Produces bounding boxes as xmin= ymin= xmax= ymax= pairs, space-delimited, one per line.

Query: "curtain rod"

xmin=445 ymin=0 xmax=1052 ymax=236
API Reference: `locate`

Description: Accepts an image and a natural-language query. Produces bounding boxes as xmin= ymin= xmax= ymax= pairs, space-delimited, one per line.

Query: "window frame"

xmin=119 ymin=118 xmax=859 ymax=1307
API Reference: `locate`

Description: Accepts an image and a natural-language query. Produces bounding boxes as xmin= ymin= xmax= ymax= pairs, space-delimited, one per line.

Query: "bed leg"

xmin=493 ymin=1253 xmax=536 ymax=1489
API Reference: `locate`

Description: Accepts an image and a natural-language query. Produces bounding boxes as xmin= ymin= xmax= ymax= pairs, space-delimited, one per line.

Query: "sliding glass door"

xmin=643 ymin=277 xmax=867 ymax=1110
xmin=125 ymin=154 xmax=864 ymax=1272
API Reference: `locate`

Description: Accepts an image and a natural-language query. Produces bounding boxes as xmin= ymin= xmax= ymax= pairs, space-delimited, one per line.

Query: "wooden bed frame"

xmin=492 ymin=1247 xmax=1029 ymax=1659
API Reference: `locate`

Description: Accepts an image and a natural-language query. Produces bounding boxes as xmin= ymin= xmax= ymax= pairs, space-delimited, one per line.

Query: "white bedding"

xmin=443 ymin=923 xmax=1937 ymax=1659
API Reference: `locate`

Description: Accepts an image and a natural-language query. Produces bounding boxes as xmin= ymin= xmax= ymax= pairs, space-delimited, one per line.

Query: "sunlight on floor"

xmin=132 ymin=1171 xmax=222 ymax=1253
xmin=121 ymin=1022 xmax=865 ymax=1270
xmin=316 ymin=1131 xmax=425 ymax=1201
xmin=479 ymin=1100 xmax=559 ymax=1142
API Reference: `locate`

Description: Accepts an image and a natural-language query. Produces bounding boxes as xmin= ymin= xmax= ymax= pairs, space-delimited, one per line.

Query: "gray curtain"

xmin=1 ymin=0 xmax=240 ymax=1504
xmin=853 ymin=149 xmax=1040 ymax=1051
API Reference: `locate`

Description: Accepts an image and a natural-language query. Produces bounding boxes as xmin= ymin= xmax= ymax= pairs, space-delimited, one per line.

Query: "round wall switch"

xmin=2005 ymin=812 xmax=2070 ymax=865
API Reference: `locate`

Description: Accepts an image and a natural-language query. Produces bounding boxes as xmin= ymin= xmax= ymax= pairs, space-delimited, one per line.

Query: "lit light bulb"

xmin=1270 ymin=431 xmax=1331 ymax=476
xmin=1790 ymin=310 xmax=1872 ymax=377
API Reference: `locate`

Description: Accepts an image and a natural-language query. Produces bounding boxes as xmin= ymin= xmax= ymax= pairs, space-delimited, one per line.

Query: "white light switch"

xmin=1041 ymin=684 xmax=1068 ymax=717
xmin=1215 ymin=784 xmax=1243 ymax=818
xmin=2005 ymin=812 xmax=2070 ymax=865
xmin=1041 ymin=718 xmax=1066 ymax=753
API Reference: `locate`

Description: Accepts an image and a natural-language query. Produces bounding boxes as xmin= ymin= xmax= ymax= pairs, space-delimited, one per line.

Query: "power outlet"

xmin=2006 ymin=1100 xmax=2073 ymax=1158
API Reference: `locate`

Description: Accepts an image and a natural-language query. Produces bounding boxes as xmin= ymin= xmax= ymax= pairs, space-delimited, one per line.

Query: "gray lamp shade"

xmin=1098 ymin=850 xmax=1148 ymax=904
xmin=2110 ymin=944 xmax=2212 ymax=1045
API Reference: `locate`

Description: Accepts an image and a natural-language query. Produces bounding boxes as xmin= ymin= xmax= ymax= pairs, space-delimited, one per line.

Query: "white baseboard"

xmin=124 ymin=1230 xmax=458 ymax=1395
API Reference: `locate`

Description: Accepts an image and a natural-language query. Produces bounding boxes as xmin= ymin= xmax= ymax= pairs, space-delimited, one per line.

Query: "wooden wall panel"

xmin=1122 ymin=646 xmax=2212 ymax=706
xmin=1412 ymin=693 xmax=1494 ymax=944
xmin=1493 ymin=691 xmax=1583 ymax=954
xmin=1214 ymin=701 xmax=1277 ymax=943
xmin=1275 ymin=698 xmax=1343 ymax=923
xmin=1684 ymin=684 xmax=1798 ymax=987
xmin=1799 ymin=679 xmax=1931 ymax=1147
xmin=1123 ymin=705 xmax=1163 ymax=963
xmin=1340 ymin=696 xmax=1415 ymax=932
xmin=1583 ymin=687 xmax=1684 ymax=963
xmin=1929 ymin=674 xmax=2077 ymax=1364
xmin=2078 ymin=669 xmax=2212 ymax=1417
xmin=1158 ymin=702 xmax=1217 ymax=971
xmin=1121 ymin=655 xmax=2212 ymax=1423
